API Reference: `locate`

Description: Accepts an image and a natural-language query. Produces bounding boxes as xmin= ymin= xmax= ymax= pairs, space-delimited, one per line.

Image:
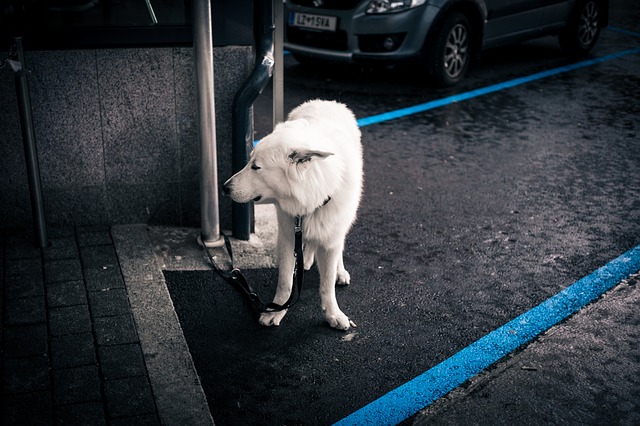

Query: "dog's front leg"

xmin=259 ymin=212 xmax=295 ymax=327
xmin=316 ymin=245 xmax=353 ymax=330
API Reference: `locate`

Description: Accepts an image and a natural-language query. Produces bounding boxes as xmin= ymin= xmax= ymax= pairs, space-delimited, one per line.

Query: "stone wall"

xmin=0 ymin=46 xmax=252 ymax=230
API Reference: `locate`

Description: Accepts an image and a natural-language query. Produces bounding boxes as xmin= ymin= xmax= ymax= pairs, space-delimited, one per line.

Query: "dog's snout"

xmin=222 ymin=180 xmax=231 ymax=196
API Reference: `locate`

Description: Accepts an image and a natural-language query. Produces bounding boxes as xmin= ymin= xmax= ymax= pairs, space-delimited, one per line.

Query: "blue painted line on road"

xmin=334 ymin=244 xmax=640 ymax=426
xmin=608 ymin=26 xmax=640 ymax=38
xmin=356 ymin=47 xmax=640 ymax=128
xmin=256 ymin=47 xmax=640 ymax=145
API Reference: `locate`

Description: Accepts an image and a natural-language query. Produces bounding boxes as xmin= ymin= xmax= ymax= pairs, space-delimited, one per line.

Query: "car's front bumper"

xmin=284 ymin=3 xmax=442 ymax=64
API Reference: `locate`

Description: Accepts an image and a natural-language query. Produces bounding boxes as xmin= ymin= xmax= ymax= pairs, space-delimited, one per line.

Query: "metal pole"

xmin=273 ymin=0 xmax=285 ymax=127
xmin=14 ymin=37 xmax=48 ymax=248
xmin=193 ymin=0 xmax=224 ymax=248
xmin=144 ymin=0 xmax=158 ymax=24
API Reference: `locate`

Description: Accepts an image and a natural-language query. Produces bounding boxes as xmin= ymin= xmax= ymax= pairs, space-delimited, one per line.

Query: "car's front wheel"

xmin=426 ymin=12 xmax=472 ymax=87
xmin=559 ymin=0 xmax=602 ymax=56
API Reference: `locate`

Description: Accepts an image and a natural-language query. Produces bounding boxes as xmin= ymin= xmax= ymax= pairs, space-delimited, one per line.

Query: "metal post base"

xmin=197 ymin=234 xmax=225 ymax=249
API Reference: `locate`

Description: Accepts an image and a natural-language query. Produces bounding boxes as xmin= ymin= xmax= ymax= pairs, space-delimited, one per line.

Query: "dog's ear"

xmin=288 ymin=149 xmax=334 ymax=164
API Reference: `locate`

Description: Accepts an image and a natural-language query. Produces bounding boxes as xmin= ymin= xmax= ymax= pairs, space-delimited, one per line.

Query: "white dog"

xmin=223 ymin=99 xmax=363 ymax=330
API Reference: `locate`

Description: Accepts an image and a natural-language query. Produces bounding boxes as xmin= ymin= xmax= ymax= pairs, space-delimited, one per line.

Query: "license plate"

xmin=289 ymin=12 xmax=337 ymax=32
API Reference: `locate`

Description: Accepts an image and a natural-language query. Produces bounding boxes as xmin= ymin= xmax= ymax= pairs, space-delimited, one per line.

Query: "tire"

xmin=426 ymin=12 xmax=472 ymax=87
xmin=559 ymin=0 xmax=602 ymax=57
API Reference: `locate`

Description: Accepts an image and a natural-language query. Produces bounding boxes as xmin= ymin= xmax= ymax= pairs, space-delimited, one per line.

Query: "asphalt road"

xmin=165 ymin=2 xmax=640 ymax=424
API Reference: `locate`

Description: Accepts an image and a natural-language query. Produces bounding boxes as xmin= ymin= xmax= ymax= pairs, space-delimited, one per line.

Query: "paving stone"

xmin=51 ymin=332 xmax=97 ymax=369
xmin=4 ymin=324 xmax=48 ymax=358
xmin=43 ymin=236 xmax=79 ymax=260
xmin=53 ymin=365 xmax=102 ymax=405
xmin=104 ymin=377 xmax=156 ymax=418
xmin=55 ymin=402 xmax=107 ymax=426
xmin=2 ymin=225 xmax=163 ymax=425
xmin=94 ymin=314 xmax=139 ymax=346
xmin=49 ymin=304 xmax=92 ymax=336
xmin=45 ymin=258 xmax=83 ymax=283
xmin=6 ymin=257 xmax=42 ymax=276
xmin=81 ymin=245 xmax=119 ymax=269
xmin=2 ymin=391 xmax=52 ymax=426
xmin=110 ymin=413 xmax=161 ymax=426
xmin=77 ymin=228 xmax=113 ymax=247
xmin=5 ymin=296 xmax=46 ymax=325
xmin=85 ymin=265 xmax=125 ymax=291
xmin=89 ymin=288 xmax=131 ymax=317
xmin=3 ymin=356 xmax=50 ymax=393
xmin=98 ymin=343 xmax=147 ymax=380
xmin=4 ymin=271 xmax=45 ymax=299
xmin=47 ymin=280 xmax=88 ymax=308
xmin=47 ymin=226 xmax=76 ymax=238
xmin=4 ymin=234 xmax=42 ymax=260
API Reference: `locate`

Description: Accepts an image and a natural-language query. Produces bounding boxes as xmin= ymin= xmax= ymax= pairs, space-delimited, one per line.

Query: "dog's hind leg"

xmin=316 ymin=244 xmax=353 ymax=330
xmin=303 ymin=243 xmax=316 ymax=270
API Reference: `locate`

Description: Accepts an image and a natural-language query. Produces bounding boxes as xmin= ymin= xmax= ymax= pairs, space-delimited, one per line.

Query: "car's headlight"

xmin=366 ymin=0 xmax=427 ymax=14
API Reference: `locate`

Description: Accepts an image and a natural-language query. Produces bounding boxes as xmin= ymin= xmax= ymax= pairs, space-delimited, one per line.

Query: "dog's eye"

xmin=251 ymin=163 xmax=261 ymax=171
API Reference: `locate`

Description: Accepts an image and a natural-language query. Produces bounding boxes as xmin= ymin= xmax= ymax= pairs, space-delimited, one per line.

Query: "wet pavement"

xmin=167 ymin=1 xmax=640 ymax=424
xmin=2 ymin=1 xmax=639 ymax=425
xmin=415 ymin=272 xmax=640 ymax=425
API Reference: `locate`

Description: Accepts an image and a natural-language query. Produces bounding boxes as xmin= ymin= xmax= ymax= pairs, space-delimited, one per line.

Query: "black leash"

xmin=203 ymin=215 xmax=305 ymax=315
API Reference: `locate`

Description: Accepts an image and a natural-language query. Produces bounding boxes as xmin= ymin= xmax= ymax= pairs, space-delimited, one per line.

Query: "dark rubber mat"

xmin=164 ymin=267 xmax=435 ymax=425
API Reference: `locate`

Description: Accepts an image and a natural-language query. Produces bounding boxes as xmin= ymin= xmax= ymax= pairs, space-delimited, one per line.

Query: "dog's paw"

xmin=259 ymin=309 xmax=288 ymax=327
xmin=336 ymin=269 xmax=350 ymax=285
xmin=325 ymin=310 xmax=355 ymax=331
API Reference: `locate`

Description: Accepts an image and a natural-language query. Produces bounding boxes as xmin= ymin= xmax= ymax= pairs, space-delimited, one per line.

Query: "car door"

xmin=483 ymin=0 xmax=546 ymax=47
xmin=540 ymin=0 xmax=574 ymax=30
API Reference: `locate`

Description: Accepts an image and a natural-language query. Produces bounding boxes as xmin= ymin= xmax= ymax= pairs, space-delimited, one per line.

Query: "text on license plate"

xmin=290 ymin=12 xmax=337 ymax=31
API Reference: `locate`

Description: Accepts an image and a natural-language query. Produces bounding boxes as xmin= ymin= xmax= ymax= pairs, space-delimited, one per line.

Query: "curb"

xmin=112 ymin=224 xmax=215 ymax=426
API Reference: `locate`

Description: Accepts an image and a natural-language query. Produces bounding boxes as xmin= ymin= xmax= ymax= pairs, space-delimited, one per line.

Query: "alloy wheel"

xmin=578 ymin=1 xmax=599 ymax=47
xmin=443 ymin=23 xmax=469 ymax=79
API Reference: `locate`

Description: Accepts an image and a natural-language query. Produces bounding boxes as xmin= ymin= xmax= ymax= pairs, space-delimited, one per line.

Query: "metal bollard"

xmin=193 ymin=0 xmax=224 ymax=248
xmin=13 ymin=37 xmax=48 ymax=248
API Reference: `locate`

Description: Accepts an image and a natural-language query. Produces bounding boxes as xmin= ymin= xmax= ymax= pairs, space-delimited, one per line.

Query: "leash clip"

xmin=204 ymin=221 xmax=306 ymax=317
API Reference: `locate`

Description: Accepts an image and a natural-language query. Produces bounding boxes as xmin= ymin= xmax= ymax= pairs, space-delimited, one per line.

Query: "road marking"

xmin=256 ymin=48 xmax=640 ymax=146
xmin=608 ymin=26 xmax=640 ymax=38
xmin=276 ymin=28 xmax=639 ymax=426
xmin=328 ymin=28 xmax=640 ymax=425
xmin=263 ymin=35 xmax=640 ymax=146
xmin=334 ymin=245 xmax=640 ymax=426
xmin=356 ymin=47 xmax=640 ymax=128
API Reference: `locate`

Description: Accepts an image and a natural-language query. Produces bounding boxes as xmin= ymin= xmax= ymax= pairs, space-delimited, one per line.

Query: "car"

xmin=284 ymin=0 xmax=609 ymax=86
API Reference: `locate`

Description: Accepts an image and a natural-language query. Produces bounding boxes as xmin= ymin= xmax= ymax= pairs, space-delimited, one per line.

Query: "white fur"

xmin=223 ymin=99 xmax=363 ymax=330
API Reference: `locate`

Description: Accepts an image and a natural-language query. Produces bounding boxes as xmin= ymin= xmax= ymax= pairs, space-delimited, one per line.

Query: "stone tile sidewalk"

xmin=1 ymin=225 xmax=212 ymax=425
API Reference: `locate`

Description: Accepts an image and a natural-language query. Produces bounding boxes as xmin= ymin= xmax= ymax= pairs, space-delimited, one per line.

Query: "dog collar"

xmin=294 ymin=196 xmax=332 ymax=225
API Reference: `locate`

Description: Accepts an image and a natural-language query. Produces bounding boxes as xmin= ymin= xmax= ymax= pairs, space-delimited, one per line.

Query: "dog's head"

xmin=222 ymin=120 xmax=336 ymax=215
